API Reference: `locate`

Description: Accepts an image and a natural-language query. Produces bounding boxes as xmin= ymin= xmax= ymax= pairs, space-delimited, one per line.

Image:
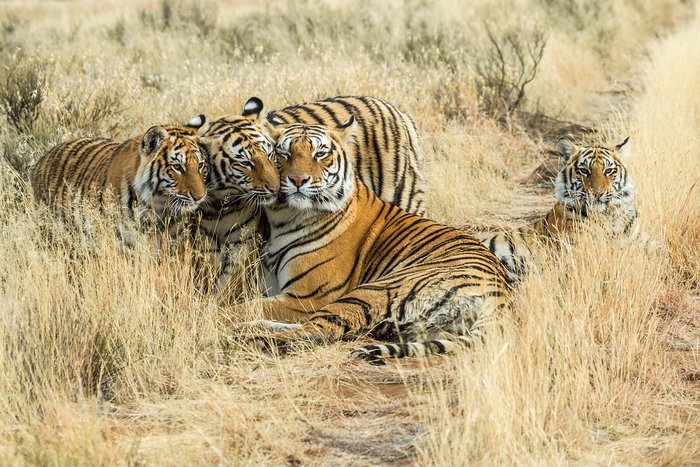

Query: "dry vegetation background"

xmin=0 ymin=0 xmax=698 ymax=464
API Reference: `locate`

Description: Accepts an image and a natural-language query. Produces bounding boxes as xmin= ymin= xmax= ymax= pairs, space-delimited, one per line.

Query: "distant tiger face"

xmin=135 ymin=126 xmax=208 ymax=217
xmin=555 ymin=138 xmax=632 ymax=214
xmin=271 ymin=118 xmax=356 ymax=212
xmin=199 ymin=98 xmax=280 ymax=208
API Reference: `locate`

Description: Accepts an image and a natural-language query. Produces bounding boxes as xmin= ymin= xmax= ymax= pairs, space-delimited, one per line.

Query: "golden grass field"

xmin=0 ymin=0 xmax=698 ymax=464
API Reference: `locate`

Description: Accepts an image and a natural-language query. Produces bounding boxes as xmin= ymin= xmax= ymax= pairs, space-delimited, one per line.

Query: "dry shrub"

xmin=139 ymin=0 xmax=217 ymax=37
xmin=475 ymin=23 xmax=548 ymax=120
xmin=49 ymin=86 xmax=127 ymax=137
xmin=0 ymin=52 xmax=48 ymax=134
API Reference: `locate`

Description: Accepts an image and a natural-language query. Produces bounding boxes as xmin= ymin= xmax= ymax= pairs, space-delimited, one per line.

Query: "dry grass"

xmin=0 ymin=0 xmax=698 ymax=465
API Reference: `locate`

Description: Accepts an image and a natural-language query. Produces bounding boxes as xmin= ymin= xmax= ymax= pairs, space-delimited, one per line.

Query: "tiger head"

xmin=555 ymin=137 xmax=633 ymax=214
xmin=198 ymin=97 xmax=280 ymax=208
xmin=135 ymin=122 xmax=208 ymax=217
xmin=265 ymin=117 xmax=356 ymax=212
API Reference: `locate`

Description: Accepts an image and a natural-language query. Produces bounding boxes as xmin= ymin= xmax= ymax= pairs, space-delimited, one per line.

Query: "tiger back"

xmin=231 ymin=120 xmax=510 ymax=365
xmin=479 ymin=137 xmax=641 ymax=284
xmin=31 ymin=122 xmax=209 ymax=221
xmin=267 ymin=95 xmax=426 ymax=215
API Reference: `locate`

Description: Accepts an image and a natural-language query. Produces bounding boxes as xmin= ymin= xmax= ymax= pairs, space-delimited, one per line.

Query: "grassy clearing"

xmin=0 ymin=0 xmax=697 ymax=464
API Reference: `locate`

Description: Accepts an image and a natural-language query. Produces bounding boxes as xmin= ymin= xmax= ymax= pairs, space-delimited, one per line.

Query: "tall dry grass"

xmin=419 ymin=10 xmax=700 ymax=464
xmin=0 ymin=0 xmax=697 ymax=464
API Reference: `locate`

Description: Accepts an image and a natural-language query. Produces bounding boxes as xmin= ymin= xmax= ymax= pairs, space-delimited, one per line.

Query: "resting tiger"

xmin=479 ymin=137 xmax=640 ymax=284
xmin=192 ymin=97 xmax=280 ymax=291
xmin=199 ymin=96 xmax=427 ymax=292
xmin=31 ymin=121 xmax=209 ymax=222
xmin=267 ymin=95 xmax=426 ymax=215
xmin=232 ymin=119 xmax=510 ymax=365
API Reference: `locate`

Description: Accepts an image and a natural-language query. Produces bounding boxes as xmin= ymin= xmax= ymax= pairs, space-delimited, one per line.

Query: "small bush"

xmin=1 ymin=135 xmax=36 ymax=181
xmin=106 ymin=18 xmax=127 ymax=46
xmin=139 ymin=0 xmax=216 ymax=37
xmin=51 ymin=86 xmax=126 ymax=137
xmin=0 ymin=54 xmax=48 ymax=134
xmin=474 ymin=24 xmax=548 ymax=120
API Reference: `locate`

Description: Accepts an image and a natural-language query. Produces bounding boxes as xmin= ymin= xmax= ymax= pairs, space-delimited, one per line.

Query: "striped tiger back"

xmin=267 ymin=95 xmax=426 ymax=215
xmin=31 ymin=122 xmax=209 ymax=221
xmin=479 ymin=137 xmax=641 ymax=284
xmin=231 ymin=120 xmax=510 ymax=365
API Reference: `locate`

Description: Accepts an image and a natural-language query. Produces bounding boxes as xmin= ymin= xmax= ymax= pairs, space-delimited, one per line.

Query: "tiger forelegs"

xmin=242 ymin=300 xmax=375 ymax=353
xmin=242 ymin=320 xmax=342 ymax=354
xmin=225 ymin=295 xmax=319 ymax=334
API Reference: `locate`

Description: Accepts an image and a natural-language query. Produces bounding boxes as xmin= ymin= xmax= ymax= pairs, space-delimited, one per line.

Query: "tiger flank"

xmin=233 ymin=119 xmax=510 ymax=365
xmin=31 ymin=121 xmax=209 ymax=224
xmin=480 ymin=137 xmax=642 ymax=284
xmin=267 ymin=95 xmax=426 ymax=215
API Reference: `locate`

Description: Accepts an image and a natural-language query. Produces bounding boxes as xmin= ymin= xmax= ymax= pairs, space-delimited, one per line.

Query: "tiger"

xmin=230 ymin=119 xmax=510 ymax=365
xmin=199 ymin=95 xmax=427 ymax=293
xmin=31 ymin=121 xmax=209 ymax=223
xmin=191 ymin=97 xmax=280 ymax=292
xmin=266 ymin=95 xmax=426 ymax=216
xmin=478 ymin=136 xmax=640 ymax=284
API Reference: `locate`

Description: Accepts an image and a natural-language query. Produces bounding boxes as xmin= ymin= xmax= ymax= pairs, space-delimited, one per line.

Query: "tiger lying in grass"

xmin=230 ymin=119 xmax=510 ymax=365
xmin=32 ymin=121 xmax=209 ymax=222
xmin=479 ymin=137 xmax=646 ymax=284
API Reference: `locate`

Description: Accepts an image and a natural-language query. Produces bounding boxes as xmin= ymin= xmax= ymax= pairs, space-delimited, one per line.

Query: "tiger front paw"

xmin=348 ymin=346 xmax=387 ymax=366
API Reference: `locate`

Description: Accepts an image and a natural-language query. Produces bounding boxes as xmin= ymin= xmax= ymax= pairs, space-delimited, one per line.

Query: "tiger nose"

xmin=267 ymin=182 xmax=280 ymax=194
xmin=192 ymin=189 xmax=206 ymax=201
xmin=288 ymin=175 xmax=309 ymax=188
xmin=592 ymin=190 xmax=605 ymax=197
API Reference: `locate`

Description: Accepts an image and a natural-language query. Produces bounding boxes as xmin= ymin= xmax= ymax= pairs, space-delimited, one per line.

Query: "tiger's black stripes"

xmin=477 ymin=137 xmax=643 ymax=284
xmin=232 ymin=121 xmax=510 ymax=364
xmin=267 ymin=95 xmax=426 ymax=216
xmin=200 ymin=96 xmax=427 ymax=293
xmin=32 ymin=124 xmax=208 ymax=223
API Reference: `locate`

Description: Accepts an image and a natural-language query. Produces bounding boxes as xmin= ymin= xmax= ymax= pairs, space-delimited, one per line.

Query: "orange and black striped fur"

xmin=192 ymin=97 xmax=280 ymax=291
xmin=31 ymin=122 xmax=209 ymax=221
xmin=234 ymin=120 xmax=510 ymax=365
xmin=267 ymin=95 xmax=426 ymax=215
xmin=480 ymin=137 xmax=640 ymax=284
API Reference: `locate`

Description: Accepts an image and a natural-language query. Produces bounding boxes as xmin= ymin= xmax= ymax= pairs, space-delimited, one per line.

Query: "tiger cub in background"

xmin=480 ymin=137 xmax=641 ymax=284
xmin=31 ymin=122 xmax=209 ymax=223
xmin=267 ymin=95 xmax=427 ymax=215
xmin=232 ymin=120 xmax=510 ymax=365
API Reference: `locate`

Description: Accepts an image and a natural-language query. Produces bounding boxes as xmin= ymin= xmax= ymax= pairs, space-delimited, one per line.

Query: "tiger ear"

xmin=262 ymin=118 xmax=286 ymax=141
xmin=186 ymin=114 xmax=210 ymax=135
xmin=266 ymin=111 xmax=286 ymax=127
xmin=615 ymin=136 xmax=631 ymax=158
xmin=336 ymin=115 xmax=356 ymax=145
xmin=242 ymin=96 xmax=264 ymax=121
xmin=555 ymin=137 xmax=577 ymax=164
xmin=141 ymin=126 xmax=168 ymax=160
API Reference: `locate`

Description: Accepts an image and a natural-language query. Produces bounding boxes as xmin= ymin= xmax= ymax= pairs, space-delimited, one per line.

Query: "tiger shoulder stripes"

xmin=266 ymin=95 xmax=426 ymax=215
xmin=232 ymin=119 xmax=510 ymax=365
xmin=479 ymin=137 xmax=641 ymax=284
xmin=31 ymin=121 xmax=209 ymax=221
